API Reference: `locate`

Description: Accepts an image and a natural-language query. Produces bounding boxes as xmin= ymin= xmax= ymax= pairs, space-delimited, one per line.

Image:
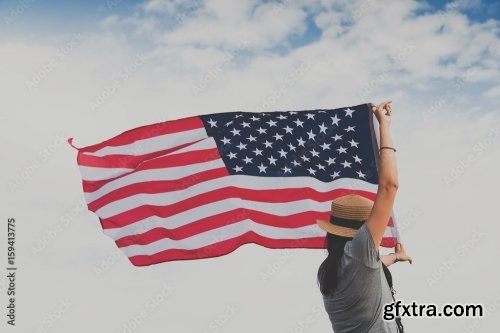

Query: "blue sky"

xmin=2 ymin=0 xmax=499 ymax=38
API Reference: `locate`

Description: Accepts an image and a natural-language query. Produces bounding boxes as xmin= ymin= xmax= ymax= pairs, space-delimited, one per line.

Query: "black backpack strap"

xmin=390 ymin=287 xmax=405 ymax=332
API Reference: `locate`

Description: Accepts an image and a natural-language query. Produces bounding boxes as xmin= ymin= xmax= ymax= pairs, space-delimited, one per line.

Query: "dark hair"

xmin=316 ymin=232 xmax=351 ymax=296
xmin=316 ymin=231 xmax=394 ymax=296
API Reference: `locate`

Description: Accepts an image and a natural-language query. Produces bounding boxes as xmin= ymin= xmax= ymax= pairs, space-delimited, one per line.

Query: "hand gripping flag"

xmin=68 ymin=102 xmax=400 ymax=266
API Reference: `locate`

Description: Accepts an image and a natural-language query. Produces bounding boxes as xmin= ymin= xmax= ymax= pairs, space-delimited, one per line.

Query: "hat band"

xmin=329 ymin=215 xmax=365 ymax=229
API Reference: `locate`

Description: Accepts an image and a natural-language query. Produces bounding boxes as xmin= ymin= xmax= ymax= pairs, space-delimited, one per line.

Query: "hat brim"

xmin=316 ymin=219 xmax=358 ymax=238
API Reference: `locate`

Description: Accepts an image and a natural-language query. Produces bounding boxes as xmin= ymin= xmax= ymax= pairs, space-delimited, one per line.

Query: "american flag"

xmin=68 ymin=102 xmax=400 ymax=266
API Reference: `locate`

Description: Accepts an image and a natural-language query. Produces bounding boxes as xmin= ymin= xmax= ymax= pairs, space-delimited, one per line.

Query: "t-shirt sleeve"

xmin=344 ymin=223 xmax=380 ymax=268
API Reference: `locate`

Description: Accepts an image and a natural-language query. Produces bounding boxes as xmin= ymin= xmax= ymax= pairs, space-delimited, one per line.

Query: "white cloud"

xmin=150 ymin=0 xmax=498 ymax=82
xmin=99 ymin=14 xmax=120 ymax=29
xmin=484 ymin=84 xmax=500 ymax=97
xmin=141 ymin=0 xmax=197 ymax=14
xmin=445 ymin=0 xmax=482 ymax=12
xmin=152 ymin=0 xmax=309 ymax=49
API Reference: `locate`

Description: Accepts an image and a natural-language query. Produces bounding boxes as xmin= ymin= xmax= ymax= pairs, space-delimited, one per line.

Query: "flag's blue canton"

xmin=199 ymin=104 xmax=379 ymax=184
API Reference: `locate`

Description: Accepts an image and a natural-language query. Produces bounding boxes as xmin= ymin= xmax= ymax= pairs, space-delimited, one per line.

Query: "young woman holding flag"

xmin=316 ymin=100 xmax=412 ymax=332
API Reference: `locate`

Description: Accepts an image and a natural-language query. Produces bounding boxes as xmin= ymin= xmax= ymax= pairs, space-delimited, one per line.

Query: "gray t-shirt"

xmin=322 ymin=223 xmax=399 ymax=332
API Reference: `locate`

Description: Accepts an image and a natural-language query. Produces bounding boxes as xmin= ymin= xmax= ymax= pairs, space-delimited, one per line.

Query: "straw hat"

xmin=316 ymin=194 xmax=374 ymax=237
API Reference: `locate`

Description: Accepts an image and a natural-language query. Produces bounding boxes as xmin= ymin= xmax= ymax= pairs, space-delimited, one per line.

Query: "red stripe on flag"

xmin=82 ymin=147 xmax=223 ymax=193
xmin=381 ymin=236 xmax=397 ymax=247
xmin=127 ymin=231 xmax=327 ymax=266
xmin=114 ymin=209 xmax=328 ymax=247
xmin=77 ymin=140 xmax=205 ymax=169
xmin=76 ymin=116 xmax=205 ymax=153
xmin=89 ymin=167 xmax=229 ymax=211
xmin=100 ymin=188 xmax=390 ymax=229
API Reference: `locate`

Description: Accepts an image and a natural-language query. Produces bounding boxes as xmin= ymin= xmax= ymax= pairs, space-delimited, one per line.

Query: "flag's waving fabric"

xmin=68 ymin=102 xmax=400 ymax=266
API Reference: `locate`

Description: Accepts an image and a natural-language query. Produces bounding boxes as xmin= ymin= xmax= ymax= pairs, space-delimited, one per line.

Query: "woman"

xmin=316 ymin=100 xmax=413 ymax=332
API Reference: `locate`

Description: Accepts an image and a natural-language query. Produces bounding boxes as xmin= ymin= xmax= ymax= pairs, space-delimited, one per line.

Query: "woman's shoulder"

xmin=342 ymin=223 xmax=381 ymax=269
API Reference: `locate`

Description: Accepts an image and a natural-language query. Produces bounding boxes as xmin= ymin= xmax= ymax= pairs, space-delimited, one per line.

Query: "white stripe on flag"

xmin=84 ymin=160 xmax=225 ymax=203
xmin=82 ymin=137 xmax=221 ymax=191
xmin=119 ymin=219 xmax=395 ymax=257
xmin=84 ymin=127 xmax=208 ymax=157
xmin=105 ymin=197 xmax=333 ymax=239
xmin=96 ymin=176 xmax=378 ymax=219
xmin=78 ymin=166 xmax=134 ymax=182
xmin=120 ymin=221 xmax=321 ymax=257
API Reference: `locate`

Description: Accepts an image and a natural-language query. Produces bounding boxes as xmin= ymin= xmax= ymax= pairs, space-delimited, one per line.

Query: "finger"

xmin=376 ymin=101 xmax=386 ymax=109
xmin=381 ymin=100 xmax=392 ymax=108
xmin=378 ymin=101 xmax=391 ymax=112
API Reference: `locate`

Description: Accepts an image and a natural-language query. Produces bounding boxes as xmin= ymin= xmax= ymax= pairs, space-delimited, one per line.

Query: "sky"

xmin=1 ymin=0 xmax=500 ymax=332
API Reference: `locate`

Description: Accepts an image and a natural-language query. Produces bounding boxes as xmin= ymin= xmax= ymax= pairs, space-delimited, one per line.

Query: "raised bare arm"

xmin=366 ymin=101 xmax=399 ymax=252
